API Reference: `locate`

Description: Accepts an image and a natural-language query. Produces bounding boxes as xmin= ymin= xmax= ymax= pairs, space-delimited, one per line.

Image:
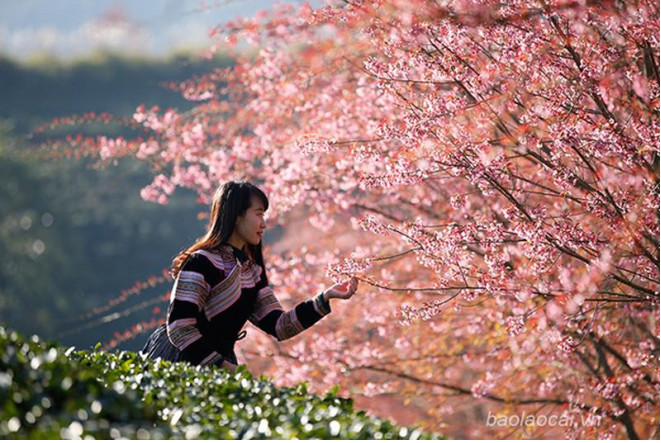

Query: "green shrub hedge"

xmin=0 ymin=326 xmax=442 ymax=439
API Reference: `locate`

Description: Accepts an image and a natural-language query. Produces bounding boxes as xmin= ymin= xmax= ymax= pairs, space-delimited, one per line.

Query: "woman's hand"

xmin=325 ymin=277 xmax=359 ymax=300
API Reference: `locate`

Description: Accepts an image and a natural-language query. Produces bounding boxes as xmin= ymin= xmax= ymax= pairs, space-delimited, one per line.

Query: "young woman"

xmin=141 ymin=180 xmax=359 ymax=373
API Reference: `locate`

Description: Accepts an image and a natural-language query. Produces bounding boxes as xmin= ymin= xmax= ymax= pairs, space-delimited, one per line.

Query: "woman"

xmin=141 ymin=180 xmax=359 ymax=373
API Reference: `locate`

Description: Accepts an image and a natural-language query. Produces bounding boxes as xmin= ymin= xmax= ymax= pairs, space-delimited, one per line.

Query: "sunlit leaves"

xmin=0 ymin=326 xmax=441 ymax=439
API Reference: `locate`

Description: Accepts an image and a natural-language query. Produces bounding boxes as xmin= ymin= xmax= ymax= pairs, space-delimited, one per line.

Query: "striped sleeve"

xmin=248 ymin=265 xmax=331 ymax=341
xmin=166 ymin=253 xmax=226 ymax=367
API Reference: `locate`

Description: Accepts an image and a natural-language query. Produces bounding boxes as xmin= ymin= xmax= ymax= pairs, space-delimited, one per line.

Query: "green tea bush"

xmin=0 ymin=326 xmax=170 ymax=439
xmin=0 ymin=327 xmax=443 ymax=439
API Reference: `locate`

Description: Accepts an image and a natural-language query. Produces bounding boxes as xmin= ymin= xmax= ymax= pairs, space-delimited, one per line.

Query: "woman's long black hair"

xmin=171 ymin=180 xmax=269 ymax=280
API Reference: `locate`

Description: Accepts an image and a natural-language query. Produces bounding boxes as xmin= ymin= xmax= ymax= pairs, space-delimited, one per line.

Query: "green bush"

xmin=0 ymin=326 xmax=169 ymax=439
xmin=0 ymin=326 xmax=443 ymax=439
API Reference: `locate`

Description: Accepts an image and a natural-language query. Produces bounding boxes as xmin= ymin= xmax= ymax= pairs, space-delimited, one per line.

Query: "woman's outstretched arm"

xmin=248 ymin=266 xmax=358 ymax=341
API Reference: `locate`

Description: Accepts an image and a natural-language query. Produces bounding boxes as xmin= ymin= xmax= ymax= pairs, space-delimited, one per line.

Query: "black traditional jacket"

xmin=142 ymin=243 xmax=331 ymax=367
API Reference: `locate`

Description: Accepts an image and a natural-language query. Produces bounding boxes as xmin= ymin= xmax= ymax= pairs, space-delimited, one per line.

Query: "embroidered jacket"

xmin=166 ymin=243 xmax=331 ymax=367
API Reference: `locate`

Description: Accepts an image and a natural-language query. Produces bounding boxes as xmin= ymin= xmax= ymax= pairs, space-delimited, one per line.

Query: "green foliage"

xmin=0 ymin=326 xmax=170 ymax=439
xmin=0 ymin=327 xmax=444 ymax=439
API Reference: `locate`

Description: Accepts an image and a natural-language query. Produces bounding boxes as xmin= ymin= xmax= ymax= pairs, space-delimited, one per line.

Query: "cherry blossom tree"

xmin=42 ymin=0 xmax=659 ymax=438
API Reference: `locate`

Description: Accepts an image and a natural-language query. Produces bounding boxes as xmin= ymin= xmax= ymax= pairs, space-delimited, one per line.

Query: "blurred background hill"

xmin=0 ymin=52 xmax=247 ymax=351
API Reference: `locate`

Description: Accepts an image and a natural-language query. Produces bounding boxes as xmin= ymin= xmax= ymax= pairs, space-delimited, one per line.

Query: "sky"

xmin=0 ymin=0 xmax=310 ymax=60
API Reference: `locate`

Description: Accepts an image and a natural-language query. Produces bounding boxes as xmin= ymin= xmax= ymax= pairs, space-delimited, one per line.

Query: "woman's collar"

xmin=219 ymin=243 xmax=250 ymax=265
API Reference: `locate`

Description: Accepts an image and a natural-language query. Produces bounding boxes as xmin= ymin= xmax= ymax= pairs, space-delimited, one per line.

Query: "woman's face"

xmin=235 ymin=196 xmax=267 ymax=246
